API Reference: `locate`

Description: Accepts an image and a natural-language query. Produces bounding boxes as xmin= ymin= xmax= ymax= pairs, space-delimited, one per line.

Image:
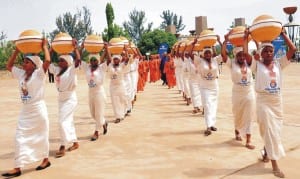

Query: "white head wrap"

xmin=203 ymin=47 xmax=213 ymax=54
xmin=258 ymin=42 xmax=274 ymax=56
xmin=59 ymin=55 xmax=74 ymax=67
xmin=112 ymin=55 xmax=122 ymax=60
xmin=25 ymin=55 xmax=43 ymax=69
xmin=233 ymin=47 xmax=243 ymax=57
xmin=88 ymin=54 xmax=100 ymax=63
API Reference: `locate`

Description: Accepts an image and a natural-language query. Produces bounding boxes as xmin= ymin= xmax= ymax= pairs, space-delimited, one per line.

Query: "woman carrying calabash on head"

xmin=2 ymin=39 xmax=51 ymax=178
xmin=181 ymin=49 xmax=192 ymax=105
xmin=189 ymin=40 xmax=203 ymax=114
xmin=174 ymin=49 xmax=184 ymax=94
xmin=195 ymin=36 xmax=223 ymax=136
xmin=245 ymin=27 xmax=296 ymax=178
xmin=122 ymin=50 xmax=134 ymax=116
xmin=49 ymin=39 xmax=81 ymax=158
xmin=79 ymin=43 xmax=110 ymax=141
xmin=106 ymin=46 xmax=132 ymax=123
xmin=129 ymin=51 xmax=140 ymax=106
xmin=221 ymin=30 xmax=256 ymax=150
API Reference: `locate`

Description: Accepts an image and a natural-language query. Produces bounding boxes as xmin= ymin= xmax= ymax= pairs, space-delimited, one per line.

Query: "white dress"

xmin=196 ymin=56 xmax=221 ymax=128
xmin=49 ymin=64 xmax=78 ymax=145
xmin=81 ymin=61 xmax=107 ymax=131
xmin=188 ymin=56 xmax=202 ymax=108
xmin=107 ymin=62 xmax=131 ymax=119
xmin=174 ymin=57 xmax=184 ymax=92
xmin=130 ymin=58 xmax=139 ymax=101
xmin=181 ymin=57 xmax=191 ymax=98
xmin=253 ymin=56 xmax=289 ymax=160
xmin=226 ymin=59 xmax=255 ymax=137
xmin=12 ymin=66 xmax=49 ymax=168
xmin=123 ymin=62 xmax=133 ymax=112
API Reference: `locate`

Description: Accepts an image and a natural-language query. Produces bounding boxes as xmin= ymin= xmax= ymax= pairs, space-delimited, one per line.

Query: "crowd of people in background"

xmin=2 ymin=25 xmax=297 ymax=178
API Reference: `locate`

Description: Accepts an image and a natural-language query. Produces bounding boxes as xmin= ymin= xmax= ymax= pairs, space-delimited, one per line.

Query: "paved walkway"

xmin=0 ymin=63 xmax=300 ymax=179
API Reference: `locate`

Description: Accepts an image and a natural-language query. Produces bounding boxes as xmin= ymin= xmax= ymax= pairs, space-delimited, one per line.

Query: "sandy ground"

xmin=0 ymin=63 xmax=300 ymax=179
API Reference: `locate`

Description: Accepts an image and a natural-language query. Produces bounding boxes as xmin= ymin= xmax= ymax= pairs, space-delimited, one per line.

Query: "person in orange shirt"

xmin=137 ymin=57 xmax=145 ymax=92
xmin=155 ymin=55 xmax=161 ymax=82
xmin=143 ymin=56 xmax=149 ymax=84
xmin=149 ymin=55 xmax=156 ymax=83
xmin=164 ymin=54 xmax=176 ymax=89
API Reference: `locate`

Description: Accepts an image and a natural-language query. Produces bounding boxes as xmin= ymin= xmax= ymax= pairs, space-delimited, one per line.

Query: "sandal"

xmin=235 ymin=136 xmax=242 ymax=141
xmin=115 ymin=118 xmax=121 ymax=123
xmin=36 ymin=161 xmax=51 ymax=170
xmin=67 ymin=143 xmax=79 ymax=151
xmin=103 ymin=122 xmax=108 ymax=135
xmin=55 ymin=145 xmax=65 ymax=158
xmin=90 ymin=131 xmax=99 ymax=141
xmin=261 ymin=149 xmax=269 ymax=163
xmin=273 ymin=170 xmax=285 ymax=178
xmin=245 ymin=143 xmax=255 ymax=150
xmin=55 ymin=150 xmax=65 ymax=158
xmin=1 ymin=170 xmax=21 ymax=177
xmin=235 ymin=130 xmax=242 ymax=141
xmin=204 ymin=128 xmax=212 ymax=136
xmin=210 ymin=126 xmax=217 ymax=131
xmin=192 ymin=109 xmax=198 ymax=114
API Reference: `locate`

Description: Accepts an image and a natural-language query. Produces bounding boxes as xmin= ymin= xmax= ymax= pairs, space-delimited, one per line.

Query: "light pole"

xmin=283 ymin=6 xmax=300 ymax=53
xmin=145 ymin=52 xmax=150 ymax=60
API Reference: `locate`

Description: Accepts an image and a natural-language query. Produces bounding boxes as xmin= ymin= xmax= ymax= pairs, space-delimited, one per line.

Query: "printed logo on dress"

xmin=88 ymin=79 xmax=96 ymax=88
xmin=112 ymin=74 xmax=118 ymax=80
xmin=238 ymin=76 xmax=250 ymax=86
xmin=21 ymin=82 xmax=31 ymax=103
xmin=205 ymin=72 xmax=214 ymax=80
xmin=265 ymin=79 xmax=280 ymax=94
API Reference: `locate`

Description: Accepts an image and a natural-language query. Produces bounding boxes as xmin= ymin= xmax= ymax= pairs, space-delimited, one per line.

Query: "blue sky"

xmin=1 ymin=0 xmax=299 ymax=41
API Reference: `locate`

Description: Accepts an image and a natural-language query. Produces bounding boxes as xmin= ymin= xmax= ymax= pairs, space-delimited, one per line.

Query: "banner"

xmin=158 ymin=43 xmax=169 ymax=59
xmin=272 ymin=35 xmax=286 ymax=59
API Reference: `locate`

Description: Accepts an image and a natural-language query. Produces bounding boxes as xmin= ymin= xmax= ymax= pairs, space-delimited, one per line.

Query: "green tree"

xmin=0 ymin=32 xmax=10 ymax=69
xmin=50 ymin=6 xmax=93 ymax=42
xmin=102 ymin=3 xmax=129 ymax=42
xmin=160 ymin=10 xmax=185 ymax=33
xmin=0 ymin=31 xmax=7 ymax=46
xmin=102 ymin=24 xmax=129 ymax=42
xmin=0 ymin=41 xmax=16 ymax=69
xmin=123 ymin=9 xmax=153 ymax=44
xmin=138 ymin=29 xmax=177 ymax=55
xmin=105 ymin=2 xmax=115 ymax=41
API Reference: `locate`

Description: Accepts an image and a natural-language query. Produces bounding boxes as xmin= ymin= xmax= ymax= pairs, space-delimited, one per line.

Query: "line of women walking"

xmin=171 ymin=27 xmax=296 ymax=178
xmin=2 ymin=39 xmax=141 ymax=178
